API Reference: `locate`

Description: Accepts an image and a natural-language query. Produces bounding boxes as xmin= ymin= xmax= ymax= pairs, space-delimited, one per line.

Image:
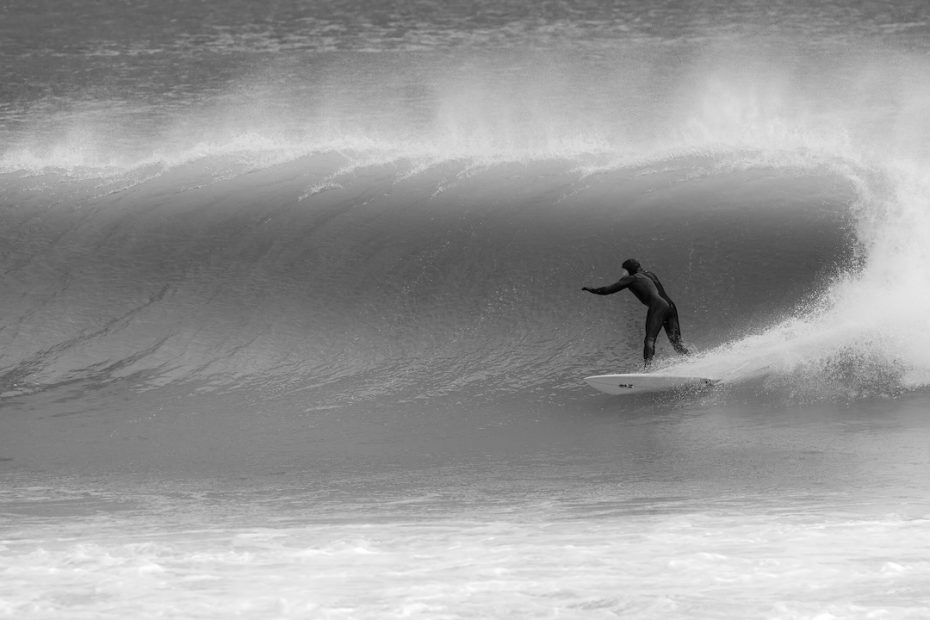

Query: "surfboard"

xmin=584 ymin=373 xmax=718 ymax=395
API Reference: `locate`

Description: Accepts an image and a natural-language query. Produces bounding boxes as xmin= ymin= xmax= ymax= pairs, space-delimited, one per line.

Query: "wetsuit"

xmin=583 ymin=270 xmax=690 ymax=367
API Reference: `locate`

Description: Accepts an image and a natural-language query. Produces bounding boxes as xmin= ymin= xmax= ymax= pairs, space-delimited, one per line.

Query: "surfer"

xmin=582 ymin=258 xmax=690 ymax=368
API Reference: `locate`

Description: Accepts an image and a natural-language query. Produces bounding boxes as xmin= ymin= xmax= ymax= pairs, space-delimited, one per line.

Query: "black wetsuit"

xmin=584 ymin=270 xmax=690 ymax=366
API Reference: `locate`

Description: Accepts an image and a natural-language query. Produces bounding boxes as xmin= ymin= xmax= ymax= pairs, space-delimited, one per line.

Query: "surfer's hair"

xmin=622 ymin=258 xmax=641 ymax=273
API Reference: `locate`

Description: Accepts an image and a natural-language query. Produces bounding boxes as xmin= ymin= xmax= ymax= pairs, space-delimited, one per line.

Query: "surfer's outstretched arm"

xmin=582 ymin=275 xmax=635 ymax=295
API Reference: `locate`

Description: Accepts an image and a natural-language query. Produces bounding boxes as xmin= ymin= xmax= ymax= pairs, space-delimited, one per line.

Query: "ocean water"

xmin=4 ymin=1 xmax=930 ymax=617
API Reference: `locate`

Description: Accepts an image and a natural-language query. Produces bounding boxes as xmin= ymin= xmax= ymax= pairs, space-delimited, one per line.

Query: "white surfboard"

xmin=584 ymin=373 xmax=718 ymax=395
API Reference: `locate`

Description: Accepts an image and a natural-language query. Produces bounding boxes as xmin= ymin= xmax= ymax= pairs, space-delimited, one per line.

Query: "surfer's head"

xmin=622 ymin=258 xmax=641 ymax=274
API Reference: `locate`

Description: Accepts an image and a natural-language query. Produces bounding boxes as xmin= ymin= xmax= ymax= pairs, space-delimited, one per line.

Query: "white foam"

xmin=4 ymin=501 xmax=930 ymax=620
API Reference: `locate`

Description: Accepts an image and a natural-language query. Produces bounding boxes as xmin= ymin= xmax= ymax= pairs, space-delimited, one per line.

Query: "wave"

xmin=0 ymin=153 xmax=869 ymax=402
xmin=2 ymin=43 xmax=930 ymax=403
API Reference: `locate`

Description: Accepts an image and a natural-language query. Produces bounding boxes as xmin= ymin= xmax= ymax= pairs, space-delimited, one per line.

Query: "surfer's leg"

xmin=643 ymin=304 xmax=666 ymax=367
xmin=663 ymin=304 xmax=690 ymax=355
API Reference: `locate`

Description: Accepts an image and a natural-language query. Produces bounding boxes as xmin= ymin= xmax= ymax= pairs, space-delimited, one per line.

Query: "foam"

xmin=5 ymin=492 xmax=930 ymax=620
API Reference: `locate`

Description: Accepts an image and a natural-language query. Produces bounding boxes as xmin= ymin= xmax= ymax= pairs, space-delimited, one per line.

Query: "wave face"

xmin=0 ymin=157 xmax=858 ymax=403
xmin=3 ymin=1 xmax=930 ymax=432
